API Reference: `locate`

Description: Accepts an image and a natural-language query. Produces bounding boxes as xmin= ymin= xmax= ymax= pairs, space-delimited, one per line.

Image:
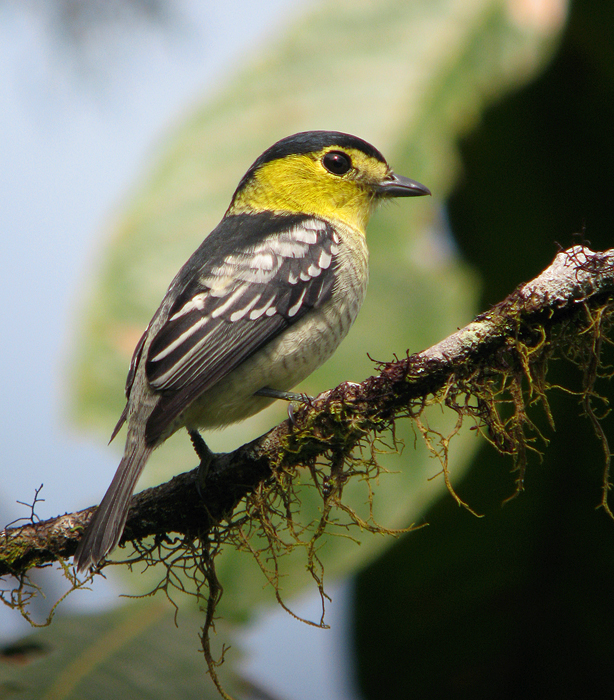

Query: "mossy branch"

xmin=2 ymin=244 xmax=614 ymax=579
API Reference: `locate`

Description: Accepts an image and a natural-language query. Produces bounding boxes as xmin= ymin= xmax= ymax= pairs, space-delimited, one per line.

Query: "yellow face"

xmin=228 ymin=146 xmax=393 ymax=233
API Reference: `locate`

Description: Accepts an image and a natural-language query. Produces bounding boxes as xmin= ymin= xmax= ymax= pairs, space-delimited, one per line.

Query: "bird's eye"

xmin=322 ymin=151 xmax=352 ymax=175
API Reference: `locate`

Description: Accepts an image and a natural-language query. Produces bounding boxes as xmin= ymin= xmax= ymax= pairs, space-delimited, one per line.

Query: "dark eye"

xmin=322 ymin=151 xmax=352 ymax=175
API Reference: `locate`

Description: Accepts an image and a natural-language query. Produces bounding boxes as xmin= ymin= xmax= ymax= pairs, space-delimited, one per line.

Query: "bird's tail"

xmin=74 ymin=437 xmax=153 ymax=573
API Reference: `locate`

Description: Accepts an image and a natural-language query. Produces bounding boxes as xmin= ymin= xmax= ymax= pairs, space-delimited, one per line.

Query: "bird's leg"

xmin=255 ymin=386 xmax=312 ymax=402
xmin=255 ymin=386 xmax=313 ymax=425
xmin=188 ymin=429 xmax=213 ymax=496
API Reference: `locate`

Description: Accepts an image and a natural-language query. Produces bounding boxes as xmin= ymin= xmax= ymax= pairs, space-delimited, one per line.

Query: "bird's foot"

xmin=189 ymin=429 xmax=214 ymax=497
xmin=255 ymin=386 xmax=312 ymax=403
xmin=255 ymin=386 xmax=314 ymax=425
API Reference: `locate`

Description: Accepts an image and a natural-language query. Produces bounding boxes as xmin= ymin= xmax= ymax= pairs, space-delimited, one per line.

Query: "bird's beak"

xmin=376 ymin=172 xmax=431 ymax=198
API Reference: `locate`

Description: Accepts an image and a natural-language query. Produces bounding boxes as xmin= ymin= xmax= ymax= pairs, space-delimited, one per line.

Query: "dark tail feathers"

xmin=74 ymin=441 xmax=153 ymax=572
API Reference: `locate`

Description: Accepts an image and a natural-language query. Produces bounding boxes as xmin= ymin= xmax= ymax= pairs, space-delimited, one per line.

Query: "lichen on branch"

xmin=2 ymin=246 xmax=614 ymax=682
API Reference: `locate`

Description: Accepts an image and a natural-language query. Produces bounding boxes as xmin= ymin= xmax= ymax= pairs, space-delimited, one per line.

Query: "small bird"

xmin=74 ymin=130 xmax=430 ymax=572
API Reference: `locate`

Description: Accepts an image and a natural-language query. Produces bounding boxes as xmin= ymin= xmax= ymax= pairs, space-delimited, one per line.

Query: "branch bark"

xmin=2 ymin=245 xmax=613 ymax=577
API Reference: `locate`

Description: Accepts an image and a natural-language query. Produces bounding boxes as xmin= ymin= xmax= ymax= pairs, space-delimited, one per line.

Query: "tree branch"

xmin=2 ymin=245 xmax=613 ymax=577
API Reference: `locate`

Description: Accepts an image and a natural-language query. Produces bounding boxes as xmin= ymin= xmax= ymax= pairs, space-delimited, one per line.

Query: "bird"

xmin=74 ymin=130 xmax=431 ymax=572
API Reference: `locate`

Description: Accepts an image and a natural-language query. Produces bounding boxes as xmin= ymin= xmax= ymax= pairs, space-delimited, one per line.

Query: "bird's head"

xmin=227 ymin=131 xmax=430 ymax=232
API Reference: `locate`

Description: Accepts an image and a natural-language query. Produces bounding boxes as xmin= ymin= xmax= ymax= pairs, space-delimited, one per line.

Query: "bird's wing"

xmin=109 ymin=325 xmax=149 ymax=442
xmin=142 ymin=213 xmax=340 ymax=444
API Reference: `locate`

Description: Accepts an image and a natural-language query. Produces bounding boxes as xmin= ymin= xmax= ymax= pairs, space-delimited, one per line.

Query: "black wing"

xmin=143 ymin=213 xmax=340 ymax=444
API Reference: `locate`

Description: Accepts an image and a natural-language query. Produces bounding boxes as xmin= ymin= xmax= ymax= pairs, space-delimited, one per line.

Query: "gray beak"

xmin=376 ymin=172 xmax=431 ymax=198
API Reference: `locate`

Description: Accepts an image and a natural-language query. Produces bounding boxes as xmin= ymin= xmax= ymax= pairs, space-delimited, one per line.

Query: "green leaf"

xmin=68 ymin=0 xmax=564 ymax=616
xmin=0 ymin=600 xmax=242 ymax=700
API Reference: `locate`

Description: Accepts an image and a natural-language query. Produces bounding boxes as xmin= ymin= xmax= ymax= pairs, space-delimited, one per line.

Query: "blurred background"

xmin=2 ymin=0 xmax=614 ymax=698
